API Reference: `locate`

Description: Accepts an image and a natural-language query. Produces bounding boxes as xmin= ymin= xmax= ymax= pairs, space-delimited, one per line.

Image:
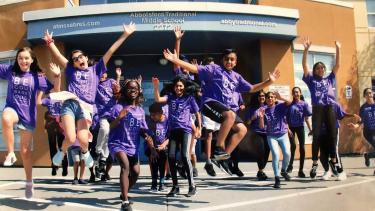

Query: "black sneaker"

xmin=298 ymin=171 xmax=306 ymax=178
xmin=229 ymin=165 xmax=244 ymax=177
xmin=204 ymin=163 xmax=216 ymax=176
xmin=286 ymin=165 xmax=293 ymax=173
xmin=51 ymin=167 xmax=57 ymax=176
xmin=274 ymin=176 xmax=281 ymax=189
xmin=193 ymin=167 xmax=198 ymax=177
xmin=186 ymin=186 xmax=197 ymax=197
xmin=310 ymin=164 xmax=318 ymax=179
xmin=256 ymin=171 xmax=268 ymax=181
xmin=167 ymin=186 xmax=180 ymax=197
xmin=121 ymin=202 xmax=132 ymax=211
xmin=281 ymin=170 xmax=291 ymax=181
xmin=219 ymin=160 xmax=232 ymax=176
xmin=328 ymin=160 xmax=339 ymax=176
xmin=62 ymin=167 xmax=68 ymax=177
xmin=213 ymin=147 xmax=230 ymax=161
xmin=78 ymin=179 xmax=88 ymax=184
xmin=89 ymin=174 xmax=96 ymax=183
xmin=364 ymin=153 xmax=370 ymax=167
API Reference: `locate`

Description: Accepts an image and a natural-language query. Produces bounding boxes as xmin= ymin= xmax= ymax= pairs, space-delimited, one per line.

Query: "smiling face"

xmin=364 ymin=88 xmax=374 ymax=103
xmin=258 ymin=92 xmax=266 ymax=104
xmin=125 ymin=81 xmax=140 ymax=101
xmin=222 ymin=52 xmax=237 ymax=71
xmin=71 ymin=51 xmax=88 ymax=70
xmin=174 ymin=80 xmax=185 ymax=97
xmin=313 ymin=62 xmax=326 ymax=78
xmin=292 ymin=87 xmax=301 ymax=101
xmin=17 ymin=50 xmax=33 ymax=72
xmin=265 ymin=92 xmax=276 ymax=106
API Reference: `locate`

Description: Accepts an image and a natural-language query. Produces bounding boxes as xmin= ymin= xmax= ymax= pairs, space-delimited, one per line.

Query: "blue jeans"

xmin=267 ymin=133 xmax=291 ymax=177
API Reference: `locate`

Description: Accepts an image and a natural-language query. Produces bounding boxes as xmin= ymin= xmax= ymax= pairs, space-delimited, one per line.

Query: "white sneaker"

xmin=81 ymin=151 xmax=94 ymax=168
xmin=4 ymin=152 xmax=17 ymax=166
xmin=322 ymin=171 xmax=332 ymax=181
xmin=337 ymin=171 xmax=347 ymax=181
xmin=52 ymin=150 xmax=65 ymax=166
xmin=25 ymin=182 xmax=34 ymax=199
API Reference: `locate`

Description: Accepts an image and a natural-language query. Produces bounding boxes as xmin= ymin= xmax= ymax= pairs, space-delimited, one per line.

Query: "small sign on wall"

xmin=345 ymin=85 xmax=352 ymax=99
xmin=269 ymin=85 xmax=290 ymax=99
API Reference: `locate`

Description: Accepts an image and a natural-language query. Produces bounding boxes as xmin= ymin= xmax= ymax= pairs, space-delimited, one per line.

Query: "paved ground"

xmin=0 ymin=156 xmax=375 ymax=211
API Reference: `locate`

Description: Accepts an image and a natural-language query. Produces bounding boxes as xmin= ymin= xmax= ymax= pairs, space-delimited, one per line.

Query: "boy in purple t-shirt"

xmin=108 ymin=79 xmax=153 ymax=211
xmin=43 ymin=22 xmax=136 ymax=169
xmin=163 ymin=48 xmax=280 ymax=164
xmin=0 ymin=47 xmax=58 ymax=199
xmin=146 ymin=103 xmax=169 ymax=192
xmin=153 ymin=75 xmax=201 ymax=197
xmin=94 ymin=68 xmax=121 ymax=180
xmin=301 ymin=37 xmax=342 ymax=177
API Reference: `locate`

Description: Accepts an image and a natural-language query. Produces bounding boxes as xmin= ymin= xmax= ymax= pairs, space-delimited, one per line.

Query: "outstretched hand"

xmin=163 ymin=49 xmax=178 ymax=62
xmin=335 ymin=41 xmax=341 ymax=49
xmin=49 ymin=63 xmax=61 ymax=77
xmin=269 ymin=69 xmax=280 ymax=82
xmin=152 ymin=77 xmax=159 ymax=88
xmin=43 ymin=29 xmax=54 ymax=43
xmin=174 ymin=26 xmax=184 ymax=40
xmin=302 ymin=37 xmax=311 ymax=50
xmin=123 ymin=22 xmax=136 ymax=37
xmin=115 ymin=67 xmax=122 ymax=77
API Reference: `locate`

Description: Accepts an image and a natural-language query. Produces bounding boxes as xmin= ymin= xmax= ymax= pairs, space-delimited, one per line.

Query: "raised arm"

xmin=163 ymin=49 xmax=198 ymax=74
xmin=152 ymin=77 xmax=168 ymax=103
xmin=115 ymin=67 xmax=122 ymax=84
xmin=103 ymin=22 xmax=136 ymax=66
xmin=49 ymin=63 xmax=61 ymax=93
xmin=302 ymin=37 xmax=311 ymax=78
xmin=332 ymin=41 xmax=341 ymax=75
xmin=43 ymin=30 xmax=69 ymax=69
xmin=274 ymin=91 xmax=292 ymax=105
xmin=173 ymin=26 xmax=184 ymax=71
xmin=250 ymin=69 xmax=280 ymax=93
xmin=258 ymin=107 xmax=265 ymax=129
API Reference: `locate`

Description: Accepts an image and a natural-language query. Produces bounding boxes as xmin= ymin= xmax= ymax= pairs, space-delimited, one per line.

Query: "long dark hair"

xmin=247 ymin=89 xmax=266 ymax=109
xmin=161 ymin=75 xmax=200 ymax=98
xmin=12 ymin=47 xmax=42 ymax=75
xmin=363 ymin=88 xmax=372 ymax=97
xmin=292 ymin=86 xmax=305 ymax=101
xmin=119 ymin=79 xmax=144 ymax=106
xmin=312 ymin=61 xmax=326 ymax=77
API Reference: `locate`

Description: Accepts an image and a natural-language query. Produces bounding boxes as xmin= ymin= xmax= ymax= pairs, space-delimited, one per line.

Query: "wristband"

xmin=46 ymin=39 xmax=54 ymax=46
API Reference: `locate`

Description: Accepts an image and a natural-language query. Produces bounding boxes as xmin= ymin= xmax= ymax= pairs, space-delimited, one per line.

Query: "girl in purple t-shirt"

xmin=108 ymin=79 xmax=152 ymax=211
xmin=163 ymin=48 xmax=280 ymax=164
xmin=258 ymin=91 xmax=292 ymax=189
xmin=302 ymin=37 xmax=341 ymax=177
xmin=349 ymin=88 xmax=375 ymax=174
xmin=286 ymin=87 xmax=312 ymax=178
xmin=0 ymin=47 xmax=58 ymax=199
xmin=43 ymin=22 xmax=136 ymax=169
xmin=152 ymin=75 xmax=202 ymax=197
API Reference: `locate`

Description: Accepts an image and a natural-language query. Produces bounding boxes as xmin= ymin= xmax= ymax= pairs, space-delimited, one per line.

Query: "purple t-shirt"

xmin=108 ymin=104 xmax=148 ymax=157
xmin=302 ymin=72 xmax=336 ymax=106
xmin=0 ymin=64 xmax=53 ymax=128
xmin=359 ymin=103 xmax=375 ymax=130
xmin=262 ymin=103 xmax=289 ymax=136
xmin=246 ymin=106 xmax=266 ymax=134
xmin=41 ymin=97 xmax=62 ymax=117
xmin=146 ymin=115 xmax=168 ymax=148
xmin=95 ymin=78 xmax=117 ymax=118
xmin=167 ymin=94 xmax=199 ymax=134
xmin=197 ymin=64 xmax=253 ymax=109
xmin=287 ymin=100 xmax=312 ymax=127
xmin=65 ymin=58 xmax=107 ymax=105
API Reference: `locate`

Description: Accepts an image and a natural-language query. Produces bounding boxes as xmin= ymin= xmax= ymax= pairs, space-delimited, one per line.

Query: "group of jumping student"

xmin=1 ymin=23 xmax=375 ymax=211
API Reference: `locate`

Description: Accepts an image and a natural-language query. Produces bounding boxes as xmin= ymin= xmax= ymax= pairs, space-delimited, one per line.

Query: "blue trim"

xmin=26 ymin=11 xmax=297 ymax=41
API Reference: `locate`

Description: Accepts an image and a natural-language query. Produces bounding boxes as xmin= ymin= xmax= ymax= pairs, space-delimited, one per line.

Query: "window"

xmin=0 ymin=58 xmax=20 ymax=151
xmin=366 ymin=0 xmax=375 ymax=27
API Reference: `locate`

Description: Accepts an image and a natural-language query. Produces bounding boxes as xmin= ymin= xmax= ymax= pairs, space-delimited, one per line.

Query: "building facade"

xmin=0 ymin=0 xmax=362 ymax=166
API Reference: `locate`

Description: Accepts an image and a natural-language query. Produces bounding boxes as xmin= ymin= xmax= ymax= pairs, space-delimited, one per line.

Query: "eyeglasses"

xmin=126 ymin=88 xmax=139 ymax=93
xmin=72 ymin=54 xmax=84 ymax=62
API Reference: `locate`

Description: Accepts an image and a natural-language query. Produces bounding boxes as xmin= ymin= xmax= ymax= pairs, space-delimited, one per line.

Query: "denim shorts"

xmin=61 ymin=99 xmax=86 ymax=121
xmin=3 ymin=107 xmax=34 ymax=131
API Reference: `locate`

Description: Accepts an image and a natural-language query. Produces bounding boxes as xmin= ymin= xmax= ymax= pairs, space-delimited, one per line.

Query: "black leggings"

xmin=147 ymin=149 xmax=168 ymax=187
xmin=250 ymin=132 xmax=270 ymax=170
xmin=288 ymin=126 xmax=305 ymax=170
xmin=364 ymin=129 xmax=375 ymax=158
xmin=168 ymin=129 xmax=194 ymax=187
xmin=312 ymin=105 xmax=338 ymax=161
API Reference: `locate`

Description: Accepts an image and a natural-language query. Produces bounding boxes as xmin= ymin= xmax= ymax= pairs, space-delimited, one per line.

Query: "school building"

xmin=0 ymin=0 xmax=366 ymax=166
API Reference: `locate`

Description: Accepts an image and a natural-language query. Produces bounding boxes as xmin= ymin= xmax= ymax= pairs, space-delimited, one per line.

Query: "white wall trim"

xmin=293 ymin=43 xmax=336 ymax=54
xmin=23 ymin=2 xmax=299 ymax=22
xmin=0 ymin=0 xmax=29 ymax=6
xmin=310 ymin=0 xmax=353 ymax=9
xmin=0 ymin=50 xmax=17 ymax=59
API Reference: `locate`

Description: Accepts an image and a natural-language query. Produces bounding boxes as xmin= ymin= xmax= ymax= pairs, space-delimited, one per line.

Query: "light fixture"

xmin=114 ymin=59 xmax=123 ymax=66
xmin=159 ymin=58 xmax=168 ymax=66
